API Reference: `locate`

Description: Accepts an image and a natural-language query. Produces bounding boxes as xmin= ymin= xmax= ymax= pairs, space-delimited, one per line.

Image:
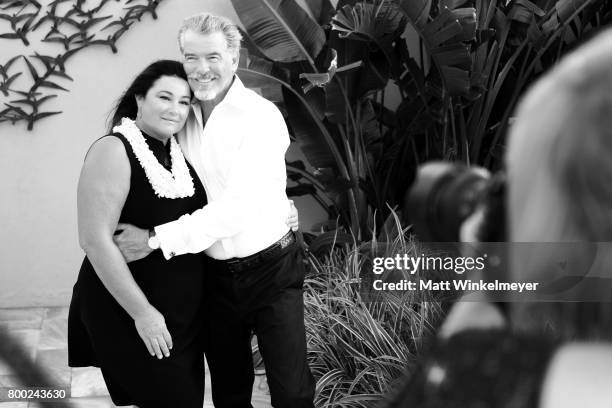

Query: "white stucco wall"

xmin=0 ymin=0 xmax=326 ymax=307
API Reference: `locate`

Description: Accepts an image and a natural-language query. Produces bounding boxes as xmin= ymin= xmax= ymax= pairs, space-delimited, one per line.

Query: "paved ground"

xmin=0 ymin=307 xmax=271 ymax=407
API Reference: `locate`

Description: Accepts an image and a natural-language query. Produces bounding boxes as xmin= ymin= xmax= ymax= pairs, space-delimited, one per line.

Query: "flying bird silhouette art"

xmin=0 ymin=0 xmax=167 ymax=129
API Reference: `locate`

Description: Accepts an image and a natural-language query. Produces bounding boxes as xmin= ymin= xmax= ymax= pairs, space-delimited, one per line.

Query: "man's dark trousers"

xmin=203 ymin=238 xmax=315 ymax=408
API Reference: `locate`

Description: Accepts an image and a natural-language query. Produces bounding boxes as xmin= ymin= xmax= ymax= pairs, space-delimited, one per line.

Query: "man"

xmin=114 ymin=12 xmax=315 ymax=408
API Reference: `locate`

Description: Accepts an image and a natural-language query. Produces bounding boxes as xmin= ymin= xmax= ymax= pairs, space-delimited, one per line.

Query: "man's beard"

xmin=193 ymin=87 xmax=217 ymax=101
xmin=188 ymin=76 xmax=217 ymax=101
xmin=190 ymin=75 xmax=234 ymax=103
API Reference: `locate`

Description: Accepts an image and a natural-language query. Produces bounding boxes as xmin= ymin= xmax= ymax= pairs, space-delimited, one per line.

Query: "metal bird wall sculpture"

xmin=0 ymin=0 xmax=165 ymax=130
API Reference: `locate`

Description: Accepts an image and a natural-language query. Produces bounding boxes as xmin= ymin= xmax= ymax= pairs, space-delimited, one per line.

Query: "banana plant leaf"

xmin=331 ymin=0 xmax=407 ymax=43
xmin=556 ymin=0 xmax=587 ymax=23
xmin=283 ymin=86 xmax=339 ymax=170
xmin=230 ymin=0 xmax=326 ymax=65
xmin=509 ymin=0 xmax=546 ymax=24
xmin=297 ymin=0 xmax=335 ymax=26
xmin=430 ymin=43 xmax=472 ymax=69
xmin=394 ymin=4 xmax=477 ymax=96
xmin=238 ymin=52 xmax=285 ymax=90
xmin=395 ymin=0 xmax=432 ymax=29
xmin=440 ymin=0 xmax=471 ymax=9
xmin=237 ymin=47 xmax=345 ymax=175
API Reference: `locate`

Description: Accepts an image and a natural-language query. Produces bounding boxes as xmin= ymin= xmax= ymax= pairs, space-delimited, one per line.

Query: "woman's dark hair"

xmin=107 ymin=59 xmax=190 ymax=132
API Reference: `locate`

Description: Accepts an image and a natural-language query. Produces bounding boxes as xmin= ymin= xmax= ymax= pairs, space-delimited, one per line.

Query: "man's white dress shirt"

xmin=155 ymin=76 xmax=291 ymax=260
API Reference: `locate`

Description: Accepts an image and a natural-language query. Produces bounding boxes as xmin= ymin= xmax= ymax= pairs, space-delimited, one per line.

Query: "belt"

xmin=225 ymin=231 xmax=295 ymax=274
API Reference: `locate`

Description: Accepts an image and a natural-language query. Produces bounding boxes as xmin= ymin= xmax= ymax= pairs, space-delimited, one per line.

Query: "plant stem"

xmin=238 ymin=68 xmax=350 ymax=180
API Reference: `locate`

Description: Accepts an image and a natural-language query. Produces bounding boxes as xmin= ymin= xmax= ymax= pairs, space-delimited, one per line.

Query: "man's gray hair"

xmin=178 ymin=13 xmax=243 ymax=56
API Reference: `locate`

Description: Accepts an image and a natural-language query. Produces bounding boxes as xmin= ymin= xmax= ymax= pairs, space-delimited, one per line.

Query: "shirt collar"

xmin=219 ymin=75 xmax=246 ymax=108
xmin=189 ymin=75 xmax=246 ymax=127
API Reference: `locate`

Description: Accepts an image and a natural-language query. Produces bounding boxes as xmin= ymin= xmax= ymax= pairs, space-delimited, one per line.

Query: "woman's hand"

xmin=133 ymin=305 xmax=173 ymax=359
xmin=286 ymin=200 xmax=299 ymax=231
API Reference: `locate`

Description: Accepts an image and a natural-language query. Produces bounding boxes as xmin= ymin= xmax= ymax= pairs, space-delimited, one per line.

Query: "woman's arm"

xmin=78 ymin=136 xmax=172 ymax=359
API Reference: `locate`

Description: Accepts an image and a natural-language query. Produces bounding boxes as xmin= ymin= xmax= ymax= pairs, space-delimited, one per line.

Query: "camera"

xmin=404 ymin=161 xmax=506 ymax=242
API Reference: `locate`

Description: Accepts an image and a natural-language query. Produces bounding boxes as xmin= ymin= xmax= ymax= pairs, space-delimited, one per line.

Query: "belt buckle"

xmin=279 ymin=232 xmax=293 ymax=249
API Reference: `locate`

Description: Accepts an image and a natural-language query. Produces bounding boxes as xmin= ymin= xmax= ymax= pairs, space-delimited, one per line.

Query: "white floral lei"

xmin=113 ymin=118 xmax=195 ymax=199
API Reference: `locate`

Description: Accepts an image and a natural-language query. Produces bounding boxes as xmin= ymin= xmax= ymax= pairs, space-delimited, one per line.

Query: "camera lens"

xmin=404 ymin=162 xmax=490 ymax=242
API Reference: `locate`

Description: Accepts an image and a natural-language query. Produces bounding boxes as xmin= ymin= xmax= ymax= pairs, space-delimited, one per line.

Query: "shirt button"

xmin=169 ymin=252 xmax=176 ymax=258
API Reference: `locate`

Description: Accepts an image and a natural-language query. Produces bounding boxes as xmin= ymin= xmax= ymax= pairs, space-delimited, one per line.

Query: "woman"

xmin=386 ymin=28 xmax=612 ymax=408
xmin=68 ymin=60 xmax=298 ymax=407
xmin=68 ymin=60 xmax=207 ymax=407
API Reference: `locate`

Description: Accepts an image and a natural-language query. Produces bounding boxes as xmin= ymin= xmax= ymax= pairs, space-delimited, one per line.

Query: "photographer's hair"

xmin=508 ymin=28 xmax=612 ymax=340
xmin=107 ymin=60 xmax=189 ymax=132
xmin=508 ymin=29 xmax=612 ymax=242
xmin=177 ymin=13 xmax=243 ymax=57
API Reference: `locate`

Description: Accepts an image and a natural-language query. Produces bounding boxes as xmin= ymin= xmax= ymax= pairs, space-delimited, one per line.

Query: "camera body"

xmin=404 ymin=161 xmax=506 ymax=242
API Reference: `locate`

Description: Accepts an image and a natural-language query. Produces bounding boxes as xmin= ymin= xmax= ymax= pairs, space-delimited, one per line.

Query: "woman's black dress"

xmin=68 ymin=132 xmax=207 ymax=408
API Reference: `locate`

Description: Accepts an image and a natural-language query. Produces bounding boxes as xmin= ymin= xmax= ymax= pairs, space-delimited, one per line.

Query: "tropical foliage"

xmin=232 ymin=0 xmax=610 ymax=239
xmin=232 ymin=1 xmax=612 ymax=406
xmin=303 ymin=215 xmax=445 ymax=407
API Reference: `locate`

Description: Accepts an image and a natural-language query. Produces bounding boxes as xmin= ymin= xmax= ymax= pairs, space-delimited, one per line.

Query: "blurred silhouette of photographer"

xmin=386 ymin=27 xmax=612 ymax=408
